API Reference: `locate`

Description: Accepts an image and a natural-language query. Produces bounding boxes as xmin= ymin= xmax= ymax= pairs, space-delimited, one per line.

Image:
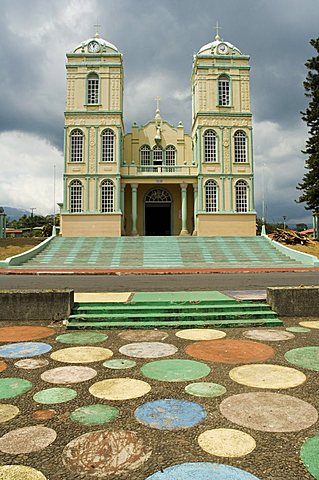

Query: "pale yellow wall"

xmin=197 ymin=213 xmax=256 ymax=236
xmin=61 ymin=214 xmax=121 ymax=237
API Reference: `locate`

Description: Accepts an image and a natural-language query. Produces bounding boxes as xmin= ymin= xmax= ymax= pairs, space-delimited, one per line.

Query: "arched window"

xmin=69 ymin=180 xmax=83 ymax=213
xmin=140 ymin=145 xmax=151 ymax=171
xmin=235 ymin=180 xmax=248 ymax=212
xmin=87 ymin=73 xmax=99 ymax=104
xmin=101 ymin=179 xmax=114 ymax=213
xmin=70 ymin=129 xmax=83 ymax=162
xmin=165 ymin=145 xmax=176 ymax=172
xmin=218 ymin=75 xmax=230 ymax=106
xmin=153 ymin=145 xmax=163 ymax=164
xmin=234 ymin=130 xmax=247 ymax=163
xmin=205 ymin=180 xmax=218 ymax=212
xmin=102 ymin=129 xmax=114 ymax=162
xmin=204 ymin=130 xmax=217 ymax=163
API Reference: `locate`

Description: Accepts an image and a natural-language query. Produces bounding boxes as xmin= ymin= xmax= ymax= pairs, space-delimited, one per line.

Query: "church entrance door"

xmin=144 ymin=188 xmax=172 ymax=236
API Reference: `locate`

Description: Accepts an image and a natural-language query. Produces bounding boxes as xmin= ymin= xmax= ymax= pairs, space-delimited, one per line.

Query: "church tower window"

xmin=235 ymin=180 xmax=248 ymax=212
xmin=101 ymin=179 xmax=114 ymax=212
xmin=102 ymin=129 xmax=115 ymax=162
xmin=218 ymin=75 xmax=230 ymax=106
xmin=205 ymin=180 xmax=218 ymax=212
xmin=234 ymin=130 xmax=247 ymax=163
xmin=70 ymin=129 xmax=83 ymax=162
xmin=69 ymin=180 xmax=83 ymax=212
xmin=87 ymin=73 xmax=99 ymax=104
xmin=165 ymin=145 xmax=176 ymax=171
xmin=204 ymin=130 xmax=217 ymax=162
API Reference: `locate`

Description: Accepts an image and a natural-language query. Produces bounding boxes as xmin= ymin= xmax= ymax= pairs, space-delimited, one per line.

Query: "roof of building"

xmin=72 ymin=33 xmax=119 ymax=54
xmin=198 ymin=33 xmax=242 ymax=55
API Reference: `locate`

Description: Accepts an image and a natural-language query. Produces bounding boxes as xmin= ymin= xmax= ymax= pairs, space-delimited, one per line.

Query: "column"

xmin=131 ymin=183 xmax=138 ymax=236
xmin=192 ymin=185 xmax=198 ymax=236
xmin=0 ymin=214 xmax=3 ymax=239
xmin=121 ymin=184 xmax=126 ymax=235
xmin=180 ymin=183 xmax=189 ymax=235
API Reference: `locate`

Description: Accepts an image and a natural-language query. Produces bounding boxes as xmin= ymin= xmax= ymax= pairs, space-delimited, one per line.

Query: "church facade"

xmin=60 ymin=31 xmax=256 ymax=236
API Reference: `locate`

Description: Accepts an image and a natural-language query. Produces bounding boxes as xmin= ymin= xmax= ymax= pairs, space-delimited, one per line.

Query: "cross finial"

xmin=155 ymin=96 xmax=160 ymax=112
xmin=94 ymin=20 xmax=101 ymax=38
xmin=215 ymin=21 xmax=221 ymax=41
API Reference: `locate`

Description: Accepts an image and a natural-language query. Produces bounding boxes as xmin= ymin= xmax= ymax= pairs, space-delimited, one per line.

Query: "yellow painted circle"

xmin=50 ymin=347 xmax=113 ymax=364
xmin=89 ymin=378 xmax=151 ymax=400
xmin=229 ymin=364 xmax=306 ymax=389
xmin=175 ymin=329 xmax=226 ymax=340
xmin=0 ymin=404 xmax=19 ymax=423
xmin=299 ymin=321 xmax=319 ymax=329
xmin=0 ymin=465 xmax=47 ymax=479
xmin=198 ymin=428 xmax=256 ymax=457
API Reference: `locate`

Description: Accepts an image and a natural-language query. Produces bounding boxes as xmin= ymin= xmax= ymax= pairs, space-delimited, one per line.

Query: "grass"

xmin=0 ymin=238 xmax=44 ymax=260
xmin=283 ymin=240 xmax=319 ymax=258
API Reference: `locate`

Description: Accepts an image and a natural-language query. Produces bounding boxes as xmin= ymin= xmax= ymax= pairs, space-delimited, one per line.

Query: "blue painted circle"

xmin=145 ymin=462 xmax=261 ymax=479
xmin=135 ymin=399 xmax=207 ymax=430
xmin=0 ymin=342 xmax=52 ymax=358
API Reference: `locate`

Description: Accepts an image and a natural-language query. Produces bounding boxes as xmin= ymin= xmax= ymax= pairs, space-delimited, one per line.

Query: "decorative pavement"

xmin=0 ymin=321 xmax=319 ymax=479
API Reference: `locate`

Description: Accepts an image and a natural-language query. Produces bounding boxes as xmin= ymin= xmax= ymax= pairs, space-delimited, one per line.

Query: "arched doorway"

xmin=144 ymin=188 xmax=172 ymax=236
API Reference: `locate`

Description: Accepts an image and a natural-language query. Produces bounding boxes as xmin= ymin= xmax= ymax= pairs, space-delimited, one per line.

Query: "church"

xmin=60 ymin=29 xmax=256 ymax=237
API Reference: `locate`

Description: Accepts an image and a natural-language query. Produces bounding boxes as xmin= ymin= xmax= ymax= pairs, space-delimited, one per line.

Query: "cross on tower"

xmin=215 ymin=21 xmax=221 ymax=40
xmin=94 ymin=21 xmax=101 ymax=37
xmin=155 ymin=96 xmax=161 ymax=111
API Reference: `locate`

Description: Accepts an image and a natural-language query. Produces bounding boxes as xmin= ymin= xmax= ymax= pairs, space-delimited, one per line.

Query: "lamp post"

xmin=283 ymin=216 xmax=286 ymax=230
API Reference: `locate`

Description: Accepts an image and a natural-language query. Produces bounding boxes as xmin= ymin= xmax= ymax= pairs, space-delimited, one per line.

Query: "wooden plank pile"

xmin=269 ymin=228 xmax=311 ymax=245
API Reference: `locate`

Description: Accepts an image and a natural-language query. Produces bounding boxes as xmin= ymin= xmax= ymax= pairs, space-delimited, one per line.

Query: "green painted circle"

xmin=0 ymin=378 xmax=32 ymax=399
xmin=185 ymin=382 xmax=226 ymax=398
xmin=141 ymin=359 xmax=211 ymax=382
xmin=70 ymin=404 xmax=119 ymax=425
xmin=286 ymin=327 xmax=311 ymax=333
xmin=285 ymin=347 xmax=319 ymax=371
xmin=56 ymin=332 xmax=108 ymax=344
xmin=301 ymin=435 xmax=319 ymax=479
xmin=33 ymin=387 xmax=77 ymax=404
xmin=103 ymin=359 xmax=136 ymax=369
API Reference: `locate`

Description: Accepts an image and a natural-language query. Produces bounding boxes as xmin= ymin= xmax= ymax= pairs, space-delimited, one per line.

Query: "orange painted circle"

xmin=186 ymin=339 xmax=274 ymax=364
xmin=0 ymin=326 xmax=55 ymax=343
xmin=0 ymin=361 xmax=7 ymax=373
xmin=32 ymin=409 xmax=57 ymax=421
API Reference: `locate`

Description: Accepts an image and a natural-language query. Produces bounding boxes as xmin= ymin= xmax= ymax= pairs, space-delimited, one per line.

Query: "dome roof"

xmin=72 ymin=34 xmax=119 ymax=54
xmin=197 ymin=34 xmax=242 ymax=55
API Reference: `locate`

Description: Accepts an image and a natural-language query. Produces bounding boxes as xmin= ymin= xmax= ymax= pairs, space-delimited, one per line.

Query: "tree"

xmin=297 ymin=38 xmax=319 ymax=213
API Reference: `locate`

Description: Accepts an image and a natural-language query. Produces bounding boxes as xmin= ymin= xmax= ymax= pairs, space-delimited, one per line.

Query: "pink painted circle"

xmin=62 ymin=430 xmax=152 ymax=476
xmin=119 ymin=342 xmax=178 ymax=358
xmin=0 ymin=426 xmax=57 ymax=454
xmin=14 ymin=358 xmax=49 ymax=370
xmin=41 ymin=366 xmax=97 ymax=384
xmin=118 ymin=330 xmax=168 ymax=341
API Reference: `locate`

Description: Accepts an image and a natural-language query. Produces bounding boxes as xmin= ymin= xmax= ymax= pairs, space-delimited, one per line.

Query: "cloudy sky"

xmin=0 ymin=0 xmax=318 ymax=226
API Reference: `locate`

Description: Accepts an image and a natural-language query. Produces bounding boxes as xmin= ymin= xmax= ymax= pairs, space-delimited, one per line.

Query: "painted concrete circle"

xmin=41 ymin=366 xmax=97 ymax=384
xmin=70 ymin=404 xmax=119 ymax=426
xmin=0 ymin=326 xmax=54 ymax=342
xmin=243 ymin=329 xmax=295 ymax=341
xmin=0 ymin=342 xmax=52 ymax=358
xmin=220 ymin=392 xmax=318 ymax=432
xmin=135 ymin=399 xmax=207 ymax=430
xmin=141 ymin=359 xmax=211 ymax=382
xmin=33 ymin=387 xmax=77 ymax=404
xmin=198 ymin=428 xmax=256 ymax=457
xmin=118 ymin=330 xmax=168 ymax=341
xmin=176 ymin=329 xmax=226 ymax=340
xmin=0 ymin=426 xmax=56 ymax=454
xmin=186 ymin=339 xmax=274 ymax=364
xmin=89 ymin=378 xmax=151 ymax=400
xmin=62 ymin=430 xmax=152 ymax=477
xmin=286 ymin=326 xmax=311 ymax=333
xmin=0 ymin=465 xmax=47 ymax=480
xmin=50 ymin=346 xmax=113 ymax=364
xmin=300 ymin=434 xmax=319 ymax=479
xmin=185 ymin=382 xmax=226 ymax=398
xmin=145 ymin=462 xmax=261 ymax=479
xmin=119 ymin=342 xmax=178 ymax=358
xmin=0 ymin=361 xmax=7 ymax=372
xmin=14 ymin=358 xmax=49 ymax=370
xmin=229 ymin=364 xmax=306 ymax=389
xmin=0 ymin=404 xmax=19 ymax=423
xmin=32 ymin=409 xmax=57 ymax=421
xmin=103 ymin=358 xmax=136 ymax=369
xmin=56 ymin=332 xmax=108 ymax=344
xmin=299 ymin=320 xmax=319 ymax=329
xmin=285 ymin=346 xmax=319 ymax=371
xmin=0 ymin=377 xmax=32 ymax=399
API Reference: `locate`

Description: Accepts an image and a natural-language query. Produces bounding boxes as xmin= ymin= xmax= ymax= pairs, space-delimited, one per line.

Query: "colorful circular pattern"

xmin=299 ymin=321 xmax=319 ymax=329
xmin=50 ymin=346 xmax=113 ymax=364
xmin=0 ymin=377 xmax=32 ymax=399
xmin=285 ymin=346 xmax=319 ymax=371
xmin=286 ymin=327 xmax=311 ymax=333
xmin=135 ymin=399 xmax=207 ymax=430
xmin=0 ymin=361 xmax=7 ymax=372
xmin=33 ymin=387 xmax=77 ymax=404
xmin=119 ymin=342 xmax=178 ymax=358
xmin=220 ymin=392 xmax=318 ymax=432
xmin=62 ymin=430 xmax=152 ymax=477
xmin=103 ymin=359 xmax=136 ymax=369
xmin=0 ymin=404 xmax=19 ymax=423
xmin=56 ymin=332 xmax=108 ymax=344
xmin=185 ymin=382 xmax=226 ymax=398
xmin=176 ymin=329 xmax=226 ymax=340
xmin=0 ymin=465 xmax=47 ymax=480
xmin=186 ymin=339 xmax=274 ymax=364
xmin=89 ymin=378 xmax=151 ymax=400
xmin=198 ymin=428 xmax=256 ymax=457
xmin=145 ymin=462 xmax=261 ymax=479
xmin=0 ymin=326 xmax=55 ymax=342
xmin=14 ymin=358 xmax=49 ymax=370
xmin=41 ymin=366 xmax=97 ymax=384
xmin=118 ymin=330 xmax=168 ymax=341
xmin=0 ymin=342 xmax=52 ymax=358
xmin=243 ymin=329 xmax=295 ymax=341
xmin=70 ymin=404 xmax=119 ymax=426
xmin=300 ymin=434 xmax=319 ymax=479
xmin=229 ymin=364 xmax=306 ymax=389
xmin=0 ymin=426 xmax=56 ymax=454
xmin=141 ymin=359 xmax=211 ymax=382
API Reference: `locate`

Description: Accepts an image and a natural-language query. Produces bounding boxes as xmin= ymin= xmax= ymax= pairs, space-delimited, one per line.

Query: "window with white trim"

xmin=70 ymin=180 xmax=83 ymax=213
xmin=234 ymin=130 xmax=247 ymax=163
xmin=205 ymin=180 xmax=218 ymax=212
xmin=140 ymin=145 xmax=151 ymax=167
xmin=153 ymin=145 xmax=163 ymax=164
xmin=101 ymin=179 xmax=114 ymax=213
xmin=165 ymin=145 xmax=176 ymax=172
xmin=70 ymin=129 xmax=83 ymax=162
xmin=87 ymin=73 xmax=99 ymax=104
xmin=235 ymin=180 xmax=248 ymax=212
xmin=218 ymin=75 xmax=230 ymax=106
xmin=102 ymin=129 xmax=114 ymax=162
xmin=204 ymin=130 xmax=217 ymax=163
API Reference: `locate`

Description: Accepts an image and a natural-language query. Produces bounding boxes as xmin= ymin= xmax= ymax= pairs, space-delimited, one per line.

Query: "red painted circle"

xmin=32 ymin=409 xmax=57 ymax=420
xmin=185 ymin=339 xmax=274 ymax=364
xmin=0 ymin=326 xmax=55 ymax=342
xmin=0 ymin=361 xmax=7 ymax=373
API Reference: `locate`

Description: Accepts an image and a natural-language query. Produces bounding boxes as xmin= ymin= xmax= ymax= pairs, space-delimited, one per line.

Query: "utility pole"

xmin=30 ymin=208 xmax=36 ymax=218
